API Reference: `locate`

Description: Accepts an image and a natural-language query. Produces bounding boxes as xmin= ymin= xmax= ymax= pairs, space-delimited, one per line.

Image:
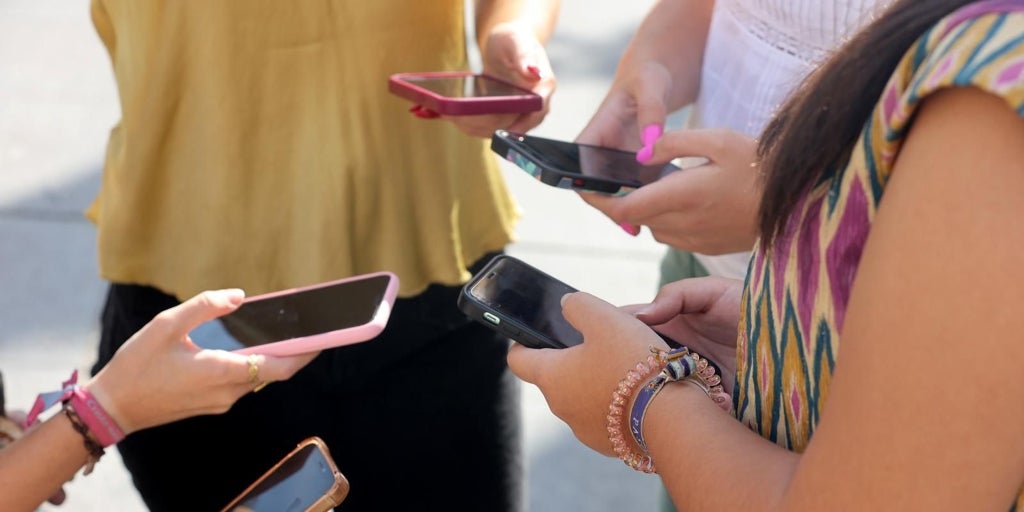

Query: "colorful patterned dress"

xmin=735 ymin=4 xmax=1024 ymax=509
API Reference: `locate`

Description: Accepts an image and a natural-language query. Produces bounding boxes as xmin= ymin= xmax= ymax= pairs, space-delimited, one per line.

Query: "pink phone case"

xmin=232 ymin=271 xmax=399 ymax=357
xmin=388 ymin=71 xmax=542 ymax=115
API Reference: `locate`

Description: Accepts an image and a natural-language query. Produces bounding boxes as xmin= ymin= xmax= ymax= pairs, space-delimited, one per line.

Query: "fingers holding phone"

xmin=477 ymin=21 xmax=556 ymax=135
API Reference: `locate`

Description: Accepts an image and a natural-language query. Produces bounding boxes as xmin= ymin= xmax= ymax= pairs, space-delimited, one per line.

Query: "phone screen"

xmin=227 ymin=443 xmax=339 ymax=512
xmin=467 ymin=257 xmax=583 ymax=348
xmin=501 ymin=132 xmax=679 ymax=187
xmin=189 ymin=275 xmax=391 ymax=351
xmin=400 ymin=75 xmax=528 ymax=98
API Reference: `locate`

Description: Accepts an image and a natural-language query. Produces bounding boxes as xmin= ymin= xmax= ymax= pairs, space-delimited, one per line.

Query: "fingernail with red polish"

xmin=410 ymin=105 xmax=440 ymax=119
xmin=618 ymin=222 xmax=640 ymax=237
xmin=526 ymin=65 xmax=542 ymax=79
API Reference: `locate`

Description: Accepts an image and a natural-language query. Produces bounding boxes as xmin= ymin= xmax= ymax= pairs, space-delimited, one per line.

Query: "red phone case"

xmin=388 ymin=71 xmax=542 ymax=115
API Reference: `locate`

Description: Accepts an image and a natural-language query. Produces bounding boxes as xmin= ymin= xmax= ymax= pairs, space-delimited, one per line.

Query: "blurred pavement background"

xmin=0 ymin=1 xmax=673 ymax=510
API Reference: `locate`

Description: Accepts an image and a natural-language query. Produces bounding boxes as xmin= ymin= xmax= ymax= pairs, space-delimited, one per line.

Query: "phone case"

xmin=220 ymin=437 xmax=348 ymax=512
xmin=457 ymin=255 xmax=572 ymax=350
xmin=231 ymin=271 xmax=400 ymax=357
xmin=388 ymin=71 xmax=542 ymax=115
xmin=490 ymin=130 xmax=636 ymax=196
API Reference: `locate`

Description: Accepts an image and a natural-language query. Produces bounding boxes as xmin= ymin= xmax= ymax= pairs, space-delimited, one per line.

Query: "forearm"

xmin=616 ymin=0 xmax=715 ymax=110
xmin=0 ymin=413 xmax=91 ymax=512
xmin=475 ymin=0 xmax=560 ymax=49
xmin=645 ymin=383 xmax=797 ymax=511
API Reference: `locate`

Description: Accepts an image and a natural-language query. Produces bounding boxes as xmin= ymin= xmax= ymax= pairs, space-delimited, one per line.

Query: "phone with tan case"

xmin=221 ymin=437 xmax=348 ymax=512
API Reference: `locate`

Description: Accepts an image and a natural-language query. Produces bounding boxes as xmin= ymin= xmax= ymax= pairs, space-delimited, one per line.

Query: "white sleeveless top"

xmin=689 ymin=0 xmax=891 ymax=279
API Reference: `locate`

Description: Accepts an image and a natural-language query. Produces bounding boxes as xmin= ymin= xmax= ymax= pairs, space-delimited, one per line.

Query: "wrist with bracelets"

xmin=25 ymin=370 xmax=125 ymax=475
xmin=606 ymin=345 xmax=732 ymax=473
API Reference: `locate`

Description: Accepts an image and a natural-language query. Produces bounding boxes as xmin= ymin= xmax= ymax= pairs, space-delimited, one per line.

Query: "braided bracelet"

xmin=62 ymin=402 xmax=105 ymax=475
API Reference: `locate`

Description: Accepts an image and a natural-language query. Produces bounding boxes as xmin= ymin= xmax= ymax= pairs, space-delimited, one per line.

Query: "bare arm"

xmin=0 ymin=290 xmax=317 ymax=512
xmin=511 ymin=86 xmax=1024 ymax=511
xmin=647 ymin=87 xmax=1024 ymax=510
xmin=576 ymin=0 xmax=715 ymax=149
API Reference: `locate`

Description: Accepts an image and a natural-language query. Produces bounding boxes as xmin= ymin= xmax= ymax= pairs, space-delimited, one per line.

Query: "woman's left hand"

xmin=507 ymin=292 xmax=667 ymax=456
xmin=442 ymin=22 xmax=556 ymax=137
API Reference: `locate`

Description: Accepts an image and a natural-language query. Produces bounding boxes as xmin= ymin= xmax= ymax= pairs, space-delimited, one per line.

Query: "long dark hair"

xmin=756 ymin=0 xmax=977 ymax=246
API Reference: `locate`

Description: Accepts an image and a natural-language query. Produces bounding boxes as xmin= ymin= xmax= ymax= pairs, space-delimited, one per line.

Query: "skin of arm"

xmin=573 ymin=0 xmax=763 ymax=252
xmin=0 ymin=290 xmax=317 ymax=512
xmin=576 ymin=0 xmax=715 ymax=150
xmin=439 ymin=0 xmax=560 ymax=137
xmin=511 ymin=86 xmax=1024 ymax=510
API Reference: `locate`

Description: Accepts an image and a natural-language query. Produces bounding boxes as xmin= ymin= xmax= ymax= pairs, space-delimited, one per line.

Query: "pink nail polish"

xmin=618 ymin=222 xmax=640 ymax=237
xmin=636 ymin=145 xmax=653 ymax=164
xmin=641 ymin=124 xmax=663 ymax=147
xmin=526 ymin=65 xmax=542 ymax=79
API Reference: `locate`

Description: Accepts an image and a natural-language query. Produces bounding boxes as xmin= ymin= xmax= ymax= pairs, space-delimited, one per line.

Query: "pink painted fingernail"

xmin=618 ymin=222 xmax=640 ymax=237
xmin=641 ymin=124 xmax=663 ymax=147
xmin=526 ymin=65 xmax=542 ymax=79
xmin=636 ymin=145 xmax=653 ymax=164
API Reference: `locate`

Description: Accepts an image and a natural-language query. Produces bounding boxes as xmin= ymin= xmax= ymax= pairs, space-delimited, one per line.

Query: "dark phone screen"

xmin=468 ymin=258 xmax=583 ymax=348
xmin=403 ymin=75 xmax=529 ymax=98
xmin=228 ymin=443 xmax=337 ymax=512
xmin=189 ymin=275 xmax=390 ymax=351
xmin=509 ymin=133 xmax=678 ymax=187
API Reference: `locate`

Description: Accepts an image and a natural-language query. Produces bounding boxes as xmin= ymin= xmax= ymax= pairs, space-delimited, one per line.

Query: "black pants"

xmin=92 ymin=258 xmax=522 ymax=512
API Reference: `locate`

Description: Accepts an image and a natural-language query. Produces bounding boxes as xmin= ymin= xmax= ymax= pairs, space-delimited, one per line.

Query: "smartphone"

xmin=459 ymin=255 xmax=581 ymax=349
xmin=188 ymin=272 xmax=399 ymax=356
xmin=221 ymin=437 xmax=348 ymax=512
xmin=491 ymin=129 xmax=681 ymax=196
xmin=459 ymin=255 xmax=685 ymax=350
xmin=388 ymin=71 xmax=542 ymax=115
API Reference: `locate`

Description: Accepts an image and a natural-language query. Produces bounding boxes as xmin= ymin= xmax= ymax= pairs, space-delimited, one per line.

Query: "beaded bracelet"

xmin=605 ymin=350 xmax=667 ymax=473
xmin=607 ymin=346 xmax=734 ymax=473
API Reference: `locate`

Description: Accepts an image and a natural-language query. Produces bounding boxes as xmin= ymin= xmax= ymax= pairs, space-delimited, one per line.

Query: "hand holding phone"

xmin=221 ymin=437 xmax=348 ymax=512
xmin=388 ymin=72 xmax=543 ymax=116
xmin=491 ymin=130 xmax=681 ymax=196
xmin=188 ymin=272 xmax=399 ymax=356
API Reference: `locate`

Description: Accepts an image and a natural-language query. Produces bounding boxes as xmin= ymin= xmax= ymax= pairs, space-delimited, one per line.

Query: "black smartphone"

xmin=187 ymin=272 xmax=399 ymax=356
xmin=388 ymin=72 xmax=542 ymax=115
xmin=459 ymin=255 xmax=581 ymax=349
xmin=491 ymin=130 xmax=681 ymax=195
xmin=459 ymin=255 xmax=686 ymax=350
xmin=221 ymin=437 xmax=348 ymax=512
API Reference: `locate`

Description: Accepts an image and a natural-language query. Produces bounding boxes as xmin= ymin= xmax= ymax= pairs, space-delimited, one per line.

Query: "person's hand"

xmin=508 ymin=292 xmax=668 ymax=456
xmin=85 ymin=289 xmax=318 ymax=435
xmin=579 ymin=129 xmax=762 ymax=254
xmin=575 ymin=60 xmax=675 ymax=153
xmin=629 ymin=276 xmax=743 ymax=393
xmin=442 ymin=21 xmax=556 ymax=137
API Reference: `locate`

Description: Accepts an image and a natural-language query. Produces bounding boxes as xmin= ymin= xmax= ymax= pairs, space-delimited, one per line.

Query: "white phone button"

xmin=483 ymin=312 xmax=501 ymax=325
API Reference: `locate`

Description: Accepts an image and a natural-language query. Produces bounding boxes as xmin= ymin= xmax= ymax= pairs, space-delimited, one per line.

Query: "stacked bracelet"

xmin=25 ymin=370 xmax=125 ymax=475
xmin=608 ymin=346 xmax=734 ymax=473
xmin=606 ymin=351 xmax=666 ymax=473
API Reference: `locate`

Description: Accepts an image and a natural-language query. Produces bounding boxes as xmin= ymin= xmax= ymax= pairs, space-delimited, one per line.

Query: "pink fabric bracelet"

xmin=25 ymin=370 xmax=124 ymax=447
xmin=67 ymin=387 xmax=124 ymax=447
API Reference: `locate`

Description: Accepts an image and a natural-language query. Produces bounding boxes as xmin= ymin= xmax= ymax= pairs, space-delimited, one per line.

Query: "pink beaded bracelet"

xmin=607 ymin=346 xmax=734 ymax=474
xmin=605 ymin=350 xmax=667 ymax=473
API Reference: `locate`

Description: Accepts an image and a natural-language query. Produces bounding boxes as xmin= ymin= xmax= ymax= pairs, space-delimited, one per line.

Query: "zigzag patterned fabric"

xmin=735 ymin=4 xmax=1024 ymax=509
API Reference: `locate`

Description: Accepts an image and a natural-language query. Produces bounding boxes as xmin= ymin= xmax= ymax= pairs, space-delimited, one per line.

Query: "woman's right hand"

xmin=629 ymin=276 xmax=743 ymax=393
xmin=85 ymin=289 xmax=318 ymax=435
